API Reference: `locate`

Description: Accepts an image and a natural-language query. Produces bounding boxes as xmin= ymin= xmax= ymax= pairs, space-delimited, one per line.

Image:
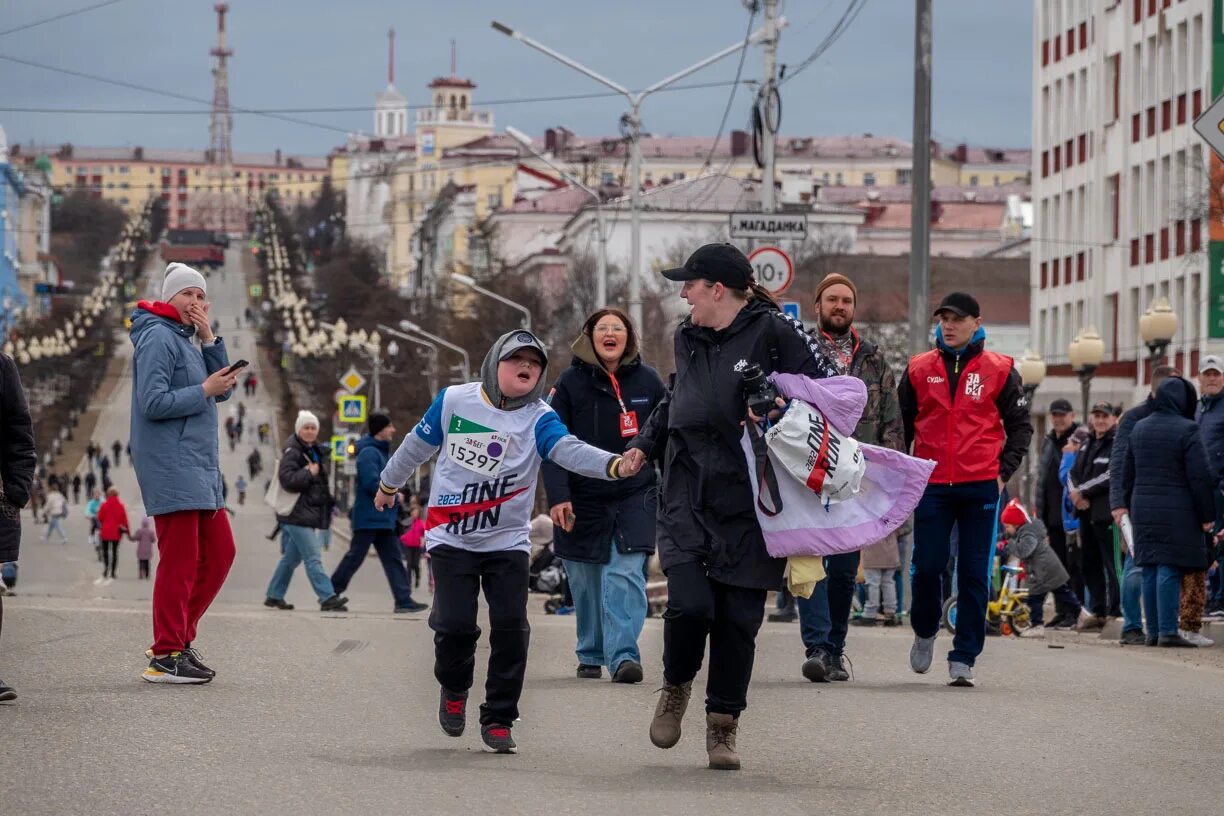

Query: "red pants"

xmin=151 ymin=509 xmax=236 ymax=654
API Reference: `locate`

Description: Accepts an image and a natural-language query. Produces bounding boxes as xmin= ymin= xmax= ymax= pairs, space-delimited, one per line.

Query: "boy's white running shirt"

xmin=380 ymin=382 xmax=618 ymax=554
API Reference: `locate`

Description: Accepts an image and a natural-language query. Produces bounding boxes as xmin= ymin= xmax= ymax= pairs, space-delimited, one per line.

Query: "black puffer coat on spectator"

xmin=1123 ymin=377 xmax=1215 ymax=570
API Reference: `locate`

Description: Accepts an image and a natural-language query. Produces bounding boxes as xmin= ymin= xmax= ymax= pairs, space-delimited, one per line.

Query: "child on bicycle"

xmin=999 ymin=499 xmax=1082 ymax=637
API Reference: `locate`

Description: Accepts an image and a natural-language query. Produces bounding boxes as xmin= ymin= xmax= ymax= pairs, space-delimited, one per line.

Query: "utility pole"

xmin=760 ymin=0 xmax=779 ymax=213
xmin=907 ymin=0 xmax=933 ymax=358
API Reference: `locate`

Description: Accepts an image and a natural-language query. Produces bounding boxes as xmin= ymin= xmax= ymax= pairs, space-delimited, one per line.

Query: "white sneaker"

xmin=1180 ymin=629 xmax=1214 ymax=647
xmin=1019 ymin=625 xmax=1046 ymax=638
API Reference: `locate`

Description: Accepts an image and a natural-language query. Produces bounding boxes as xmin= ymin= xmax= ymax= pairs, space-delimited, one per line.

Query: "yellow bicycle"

xmin=941 ymin=559 xmax=1032 ymax=637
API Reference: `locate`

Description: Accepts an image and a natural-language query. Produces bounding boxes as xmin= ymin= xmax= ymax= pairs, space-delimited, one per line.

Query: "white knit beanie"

xmin=294 ymin=410 xmax=320 ymax=434
xmin=161 ymin=262 xmax=208 ymax=302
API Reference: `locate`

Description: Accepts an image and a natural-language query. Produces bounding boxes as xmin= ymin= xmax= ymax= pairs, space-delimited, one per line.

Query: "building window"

xmin=674 ymin=172 xmax=686 ymax=181
xmin=601 ymin=171 xmax=615 ymax=186
xmin=834 ymin=172 xmax=843 ymax=185
xmin=969 ymin=175 xmax=979 ymax=187
xmin=863 ymin=172 xmax=876 ymax=186
xmin=487 ymin=192 xmax=503 ymax=210
xmin=119 ymin=166 xmax=129 ymax=174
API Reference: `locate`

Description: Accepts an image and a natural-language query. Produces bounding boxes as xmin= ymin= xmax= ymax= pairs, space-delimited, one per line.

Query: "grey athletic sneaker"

xmin=948 ymin=661 xmax=975 ymax=687
xmin=909 ymin=635 xmax=936 ymax=674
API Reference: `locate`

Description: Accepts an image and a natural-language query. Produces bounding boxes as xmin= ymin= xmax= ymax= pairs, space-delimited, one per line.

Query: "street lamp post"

xmin=400 ymin=319 xmax=471 ymax=383
xmin=1017 ymin=349 xmax=1047 ymax=505
xmin=450 ymin=272 xmax=532 ymax=331
xmin=378 ymin=323 xmax=440 ymax=396
xmin=1139 ymin=296 xmax=1179 ymax=377
xmin=505 ymin=126 xmax=608 ymax=306
xmin=1068 ymin=328 xmax=1105 ymax=419
xmin=492 ymin=19 xmax=778 ymax=328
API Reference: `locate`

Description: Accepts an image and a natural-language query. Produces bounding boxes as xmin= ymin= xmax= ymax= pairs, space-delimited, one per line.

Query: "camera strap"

xmin=746 ymin=418 xmax=784 ymax=517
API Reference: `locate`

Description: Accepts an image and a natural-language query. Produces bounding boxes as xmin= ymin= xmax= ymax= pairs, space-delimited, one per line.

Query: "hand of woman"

xmin=746 ymin=396 xmax=788 ymax=425
xmin=202 ymin=367 xmax=239 ymax=397
xmin=550 ymin=502 xmax=575 ymax=532
xmin=185 ymin=301 xmax=214 ymax=342
xmin=306 ymin=462 xmax=320 ymax=476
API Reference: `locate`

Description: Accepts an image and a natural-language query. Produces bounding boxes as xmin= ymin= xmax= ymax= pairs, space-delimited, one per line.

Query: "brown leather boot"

xmin=649 ymin=680 xmax=691 ymax=748
xmin=705 ymin=712 xmax=740 ymax=770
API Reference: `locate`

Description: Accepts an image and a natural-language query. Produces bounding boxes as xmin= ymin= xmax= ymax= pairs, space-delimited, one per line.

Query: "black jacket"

xmin=1069 ymin=427 xmax=1115 ymax=524
xmin=1123 ymin=378 xmax=1215 ymax=570
xmin=897 ymin=331 xmax=1032 ymax=482
xmin=1036 ymin=422 xmax=1079 ymax=527
xmin=629 ymin=299 xmax=837 ymax=590
xmin=542 ymin=349 xmax=666 ymax=564
xmin=1109 ymin=396 xmax=1155 ymax=511
xmin=0 ymin=354 xmax=36 ymax=562
xmin=276 ymin=434 xmax=334 ymax=529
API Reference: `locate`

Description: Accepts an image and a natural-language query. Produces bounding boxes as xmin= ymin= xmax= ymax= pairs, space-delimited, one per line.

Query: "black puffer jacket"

xmin=1123 ymin=378 xmax=1215 ymax=570
xmin=629 ymin=299 xmax=836 ymax=590
xmin=1036 ymin=422 xmax=1079 ymax=527
xmin=1069 ymin=427 xmax=1115 ymax=524
xmin=542 ymin=339 xmax=666 ymax=564
xmin=276 ymin=433 xmax=334 ymax=529
xmin=0 ymin=354 xmax=37 ymax=562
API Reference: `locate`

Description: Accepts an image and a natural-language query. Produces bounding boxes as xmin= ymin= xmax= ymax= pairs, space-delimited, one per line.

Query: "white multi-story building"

xmin=1032 ymin=0 xmax=1219 ymax=412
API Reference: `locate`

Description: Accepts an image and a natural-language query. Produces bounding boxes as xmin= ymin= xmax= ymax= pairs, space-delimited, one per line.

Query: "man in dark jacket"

xmin=795 ymin=273 xmax=905 ymax=684
xmin=1 ymin=352 xmax=36 ymax=702
xmin=898 ymin=292 xmax=1032 ymax=688
xmin=1123 ymin=376 xmax=1216 ymax=646
xmin=330 ymin=413 xmax=426 ymax=613
xmin=1035 ymin=398 xmax=1080 ymax=620
xmin=1195 ymin=355 xmax=1224 ymax=616
xmin=264 ymin=410 xmax=346 ymax=612
xmin=1109 ymin=365 xmax=1178 ymax=644
xmin=1068 ymin=402 xmax=1120 ymax=628
xmin=625 ymin=243 xmax=836 ymax=771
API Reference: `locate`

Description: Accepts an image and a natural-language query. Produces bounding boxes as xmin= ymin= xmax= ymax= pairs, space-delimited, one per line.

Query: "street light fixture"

xmin=1068 ymin=327 xmax=1105 ymax=419
xmin=400 ymin=319 xmax=472 ymax=383
xmin=450 ymin=272 xmax=532 ymax=331
xmin=1017 ymin=349 xmax=1046 ymax=504
xmin=378 ymin=323 xmax=440 ymax=396
xmin=506 ymin=125 xmax=609 ymax=307
xmin=1139 ymin=296 xmax=1178 ymax=374
xmin=492 ymin=18 xmax=779 ymax=329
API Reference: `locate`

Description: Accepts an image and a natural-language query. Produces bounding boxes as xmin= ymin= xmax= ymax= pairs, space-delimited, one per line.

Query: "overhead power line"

xmin=781 ymin=0 xmax=869 ymax=84
xmin=697 ymin=3 xmax=758 ymax=173
xmin=0 ymin=0 xmax=127 ymax=38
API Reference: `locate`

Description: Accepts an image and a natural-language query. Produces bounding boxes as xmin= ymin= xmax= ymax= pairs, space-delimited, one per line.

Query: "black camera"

xmin=741 ymin=364 xmax=780 ymax=417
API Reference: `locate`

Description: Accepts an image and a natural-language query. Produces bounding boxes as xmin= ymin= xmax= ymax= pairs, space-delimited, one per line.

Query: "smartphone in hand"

xmin=224 ymin=359 xmax=249 ymax=375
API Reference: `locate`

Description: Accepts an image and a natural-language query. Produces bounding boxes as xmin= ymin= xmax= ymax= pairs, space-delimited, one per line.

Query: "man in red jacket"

xmin=897 ymin=292 xmax=1032 ymax=687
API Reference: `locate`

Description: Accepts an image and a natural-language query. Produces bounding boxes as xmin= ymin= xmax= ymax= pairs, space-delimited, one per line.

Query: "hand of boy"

xmin=616 ymin=454 xmax=643 ymax=479
xmin=373 ymin=489 xmax=400 ymax=512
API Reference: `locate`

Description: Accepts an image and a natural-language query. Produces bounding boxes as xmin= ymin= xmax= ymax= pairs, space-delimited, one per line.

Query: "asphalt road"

xmin=4 ymin=249 xmax=1224 ymax=815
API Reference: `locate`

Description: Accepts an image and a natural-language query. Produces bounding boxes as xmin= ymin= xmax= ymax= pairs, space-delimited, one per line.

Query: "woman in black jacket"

xmin=263 ymin=411 xmax=347 ymax=612
xmin=1067 ymin=403 xmax=1120 ymax=627
xmin=623 ymin=243 xmax=836 ymax=771
xmin=542 ymin=308 xmax=665 ymax=684
xmin=1 ymin=352 xmax=36 ymax=702
xmin=1123 ymin=377 xmax=1215 ymax=647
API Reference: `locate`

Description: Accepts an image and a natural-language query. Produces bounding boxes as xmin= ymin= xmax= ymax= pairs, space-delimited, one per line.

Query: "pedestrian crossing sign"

xmin=338 ymin=394 xmax=367 ymax=424
xmin=248 ymin=284 xmax=263 ymax=299
xmin=330 ymin=435 xmax=347 ymax=461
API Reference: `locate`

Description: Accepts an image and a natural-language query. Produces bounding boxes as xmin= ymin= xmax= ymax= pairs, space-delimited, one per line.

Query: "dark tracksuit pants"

xmin=795 ymin=551 xmax=860 ymax=658
xmin=428 ymin=545 xmax=530 ymax=727
xmin=330 ymin=528 xmax=415 ymax=608
xmin=911 ymin=480 xmax=1001 ymax=667
xmin=662 ymin=561 xmax=767 ymax=718
xmin=1078 ymin=517 xmax=1121 ymax=618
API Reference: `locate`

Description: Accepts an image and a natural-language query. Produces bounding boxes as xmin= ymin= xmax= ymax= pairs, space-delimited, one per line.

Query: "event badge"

xmin=619 ymin=411 xmax=639 ymax=438
xmin=447 ymin=414 xmax=509 ymax=477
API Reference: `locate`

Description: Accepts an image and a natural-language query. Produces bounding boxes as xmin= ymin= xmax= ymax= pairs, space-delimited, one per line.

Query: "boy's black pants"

xmin=428 ymin=545 xmax=530 ymax=726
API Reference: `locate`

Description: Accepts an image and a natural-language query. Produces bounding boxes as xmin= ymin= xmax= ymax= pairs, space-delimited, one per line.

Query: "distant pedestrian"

xmin=264 ymin=410 xmax=347 ymax=612
xmin=112 ymin=440 xmax=123 ymax=467
xmin=853 ymin=532 xmax=901 ymax=627
xmin=898 ymin=291 xmax=1033 ymax=688
xmin=98 ymin=454 xmax=110 ymax=481
xmin=998 ymin=499 xmax=1081 ymax=638
xmin=71 ymin=474 xmax=82 ymax=504
xmin=399 ymin=504 xmax=425 ymax=590
xmin=84 ymin=470 xmax=97 ymax=497
xmin=129 ymin=262 xmax=240 ymax=684
xmin=1194 ymin=355 xmax=1224 ymax=637
xmin=1122 ymin=376 xmax=1215 ymax=648
xmin=42 ymin=487 xmax=68 ymax=543
xmin=85 ymin=488 xmax=103 ymax=559
xmin=247 ymin=448 xmax=261 ymax=480
xmin=1067 ymin=402 xmax=1120 ymax=629
xmin=235 ymin=475 xmax=247 ymax=505
xmin=96 ymin=486 xmax=131 ymax=580
xmin=134 ymin=517 xmax=156 ymax=579
xmin=330 ymin=413 xmax=425 ymax=614
xmin=1 ymin=348 xmax=37 ymax=702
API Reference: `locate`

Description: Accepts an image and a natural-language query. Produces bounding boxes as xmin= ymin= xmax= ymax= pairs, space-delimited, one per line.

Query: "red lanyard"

xmin=606 ymin=369 xmax=629 ymax=414
xmin=819 ymin=328 xmax=860 ymax=371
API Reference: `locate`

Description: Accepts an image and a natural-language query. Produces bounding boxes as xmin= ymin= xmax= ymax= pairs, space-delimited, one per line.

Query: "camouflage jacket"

xmin=809 ymin=329 xmax=905 ymax=453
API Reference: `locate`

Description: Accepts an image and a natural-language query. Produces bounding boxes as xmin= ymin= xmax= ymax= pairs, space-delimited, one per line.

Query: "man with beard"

xmin=793 ymin=273 xmax=906 ymax=682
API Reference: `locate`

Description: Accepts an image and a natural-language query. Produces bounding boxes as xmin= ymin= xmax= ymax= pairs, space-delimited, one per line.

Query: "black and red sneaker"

xmin=438 ymin=688 xmax=467 ymax=737
xmin=481 ymin=722 xmax=517 ymax=754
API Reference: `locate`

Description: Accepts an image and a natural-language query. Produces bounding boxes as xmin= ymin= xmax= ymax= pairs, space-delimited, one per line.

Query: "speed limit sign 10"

xmin=748 ymin=246 xmax=794 ymax=295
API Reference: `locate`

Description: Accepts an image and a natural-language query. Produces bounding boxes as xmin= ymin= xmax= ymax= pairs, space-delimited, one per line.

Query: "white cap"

xmin=294 ymin=410 xmax=320 ymax=434
xmin=1202 ymin=355 xmax=1224 ymax=374
xmin=161 ymin=262 xmax=207 ymax=302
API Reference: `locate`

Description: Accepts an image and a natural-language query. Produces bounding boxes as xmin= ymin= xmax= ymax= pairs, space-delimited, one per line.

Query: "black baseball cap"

xmin=662 ymin=243 xmax=752 ymax=290
xmin=1048 ymin=399 xmax=1073 ymax=415
xmin=1090 ymin=401 xmax=1115 ymax=416
xmin=934 ymin=292 xmax=981 ymax=319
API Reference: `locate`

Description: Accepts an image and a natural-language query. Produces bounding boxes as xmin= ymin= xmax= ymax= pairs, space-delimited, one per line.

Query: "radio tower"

xmin=191 ymin=3 xmax=243 ymax=232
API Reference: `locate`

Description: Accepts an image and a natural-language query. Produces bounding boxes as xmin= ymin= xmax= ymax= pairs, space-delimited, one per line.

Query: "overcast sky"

xmin=0 ymin=0 xmax=1032 ymax=156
